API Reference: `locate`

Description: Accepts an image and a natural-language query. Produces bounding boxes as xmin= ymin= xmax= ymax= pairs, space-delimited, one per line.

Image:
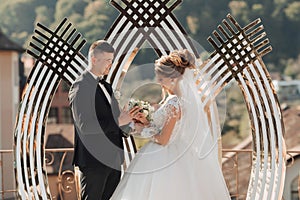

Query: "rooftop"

xmin=0 ymin=29 xmax=24 ymax=52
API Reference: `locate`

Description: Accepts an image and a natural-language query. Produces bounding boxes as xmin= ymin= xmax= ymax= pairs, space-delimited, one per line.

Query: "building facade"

xmin=0 ymin=30 xmax=24 ymax=199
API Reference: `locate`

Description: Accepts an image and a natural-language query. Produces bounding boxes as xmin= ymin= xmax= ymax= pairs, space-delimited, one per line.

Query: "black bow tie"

xmin=98 ymin=77 xmax=113 ymax=95
xmin=98 ymin=78 xmax=107 ymax=84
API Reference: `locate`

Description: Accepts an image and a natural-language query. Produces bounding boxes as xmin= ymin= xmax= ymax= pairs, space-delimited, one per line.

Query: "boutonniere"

xmin=114 ymin=90 xmax=121 ymax=100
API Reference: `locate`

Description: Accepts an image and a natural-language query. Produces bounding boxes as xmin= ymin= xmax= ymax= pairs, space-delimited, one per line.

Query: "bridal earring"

xmin=171 ymin=80 xmax=175 ymax=85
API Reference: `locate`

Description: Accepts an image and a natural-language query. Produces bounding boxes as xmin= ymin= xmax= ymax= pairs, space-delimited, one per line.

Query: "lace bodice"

xmin=141 ymin=95 xmax=180 ymax=138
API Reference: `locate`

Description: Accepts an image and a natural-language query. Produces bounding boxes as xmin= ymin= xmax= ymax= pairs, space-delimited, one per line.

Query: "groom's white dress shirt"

xmin=88 ymin=70 xmax=112 ymax=104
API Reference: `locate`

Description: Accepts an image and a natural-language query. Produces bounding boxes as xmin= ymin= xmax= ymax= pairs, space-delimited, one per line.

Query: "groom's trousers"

xmin=78 ymin=165 xmax=121 ymax=200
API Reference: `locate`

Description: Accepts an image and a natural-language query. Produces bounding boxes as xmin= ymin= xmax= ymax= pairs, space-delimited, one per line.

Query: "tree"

xmin=0 ymin=0 xmax=299 ymax=75
xmin=35 ymin=6 xmax=54 ymax=27
xmin=54 ymin=0 xmax=87 ymax=23
xmin=284 ymin=55 xmax=300 ymax=79
xmin=284 ymin=2 xmax=300 ymax=21
xmin=0 ymin=0 xmax=36 ymax=44
xmin=229 ymin=1 xmax=250 ymax=23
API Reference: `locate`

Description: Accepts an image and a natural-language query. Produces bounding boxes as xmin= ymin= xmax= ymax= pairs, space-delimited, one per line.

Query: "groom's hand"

xmin=118 ymin=105 xmax=140 ymax=126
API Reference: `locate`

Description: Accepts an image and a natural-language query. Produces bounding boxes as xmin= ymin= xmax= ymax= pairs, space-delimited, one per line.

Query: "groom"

xmin=69 ymin=40 xmax=139 ymax=199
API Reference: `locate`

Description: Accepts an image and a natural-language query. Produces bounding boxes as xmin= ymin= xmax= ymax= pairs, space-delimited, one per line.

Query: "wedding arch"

xmin=13 ymin=0 xmax=286 ymax=199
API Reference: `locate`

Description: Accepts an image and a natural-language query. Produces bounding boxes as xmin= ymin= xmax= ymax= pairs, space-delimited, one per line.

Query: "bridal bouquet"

xmin=128 ymin=98 xmax=154 ymax=122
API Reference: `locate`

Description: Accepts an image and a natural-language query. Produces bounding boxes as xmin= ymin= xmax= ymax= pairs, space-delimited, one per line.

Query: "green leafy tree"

xmin=35 ymin=6 xmax=54 ymax=27
xmin=77 ymin=0 xmax=117 ymax=54
xmin=54 ymin=0 xmax=87 ymax=23
xmin=0 ymin=0 xmax=36 ymax=44
xmin=0 ymin=0 xmax=299 ymax=75
xmin=174 ymin=0 xmax=230 ymax=52
xmin=229 ymin=1 xmax=250 ymax=23
xmin=285 ymin=2 xmax=300 ymax=21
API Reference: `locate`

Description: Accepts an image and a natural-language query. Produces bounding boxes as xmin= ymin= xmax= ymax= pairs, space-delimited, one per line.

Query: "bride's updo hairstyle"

xmin=155 ymin=49 xmax=196 ymax=78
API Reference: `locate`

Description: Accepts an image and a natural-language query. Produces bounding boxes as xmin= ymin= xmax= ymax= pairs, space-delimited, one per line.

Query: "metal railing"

xmin=0 ymin=149 xmax=299 ymax=199
xmin=0 ymin=149 xmax=16 ymax=200
xmin=222 ymin=149 xmax=259 ymax=199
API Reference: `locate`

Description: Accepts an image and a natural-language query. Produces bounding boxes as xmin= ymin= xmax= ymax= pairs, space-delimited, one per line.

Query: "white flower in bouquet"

xmin=128 ymin=98 xmax=154 ymax=122
xmin=143 ymin=110 xmax=149 ymax=116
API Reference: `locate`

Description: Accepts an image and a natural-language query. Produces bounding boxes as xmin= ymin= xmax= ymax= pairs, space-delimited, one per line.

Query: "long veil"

xmin=112 ymin=66 xmax=231 ymax=200
xmin=178 ymin=68 xmax=218 ymax=160
xmin=125 ymin=68 xmax=221 ymax=174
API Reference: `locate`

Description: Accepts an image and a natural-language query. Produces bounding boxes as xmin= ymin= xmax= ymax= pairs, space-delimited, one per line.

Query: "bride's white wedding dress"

xmin=111 ymin=70 xmax=231 ymax=200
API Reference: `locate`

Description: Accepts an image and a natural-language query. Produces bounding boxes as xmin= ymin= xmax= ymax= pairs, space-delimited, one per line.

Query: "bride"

xmin=111 ymin=49 xmax=231 ymax=200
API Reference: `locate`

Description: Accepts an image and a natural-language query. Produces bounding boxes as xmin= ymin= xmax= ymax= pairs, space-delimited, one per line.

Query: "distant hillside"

xmin=0 ymin=0 xmax=299 ymax=76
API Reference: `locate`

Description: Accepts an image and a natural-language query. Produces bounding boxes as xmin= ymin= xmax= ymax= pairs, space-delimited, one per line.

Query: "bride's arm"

xmin=152 ymin=105 xmax=180 ymax=146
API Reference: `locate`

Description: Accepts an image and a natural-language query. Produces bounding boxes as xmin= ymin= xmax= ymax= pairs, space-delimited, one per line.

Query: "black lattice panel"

xmin=196 ymin=14 xmax=285 ymax=199
xmin=106 ymin=0 xmax=199 ymax=85
xmin=197 ymin=15 xmax=272 ymax=104
xmin=27 ymin=18 xmax=87 ymax=85
xmin=14 ymin=18 xmax=87 ymax=199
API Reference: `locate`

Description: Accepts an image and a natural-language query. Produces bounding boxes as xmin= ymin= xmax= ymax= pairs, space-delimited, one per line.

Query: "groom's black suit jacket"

xmin=69 ymin=70 xmax=127 ymax=169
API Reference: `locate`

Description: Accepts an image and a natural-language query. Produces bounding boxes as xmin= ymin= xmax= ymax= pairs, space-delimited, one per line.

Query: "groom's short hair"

xmin=89 ymin=40 xmax=115 ymax=59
